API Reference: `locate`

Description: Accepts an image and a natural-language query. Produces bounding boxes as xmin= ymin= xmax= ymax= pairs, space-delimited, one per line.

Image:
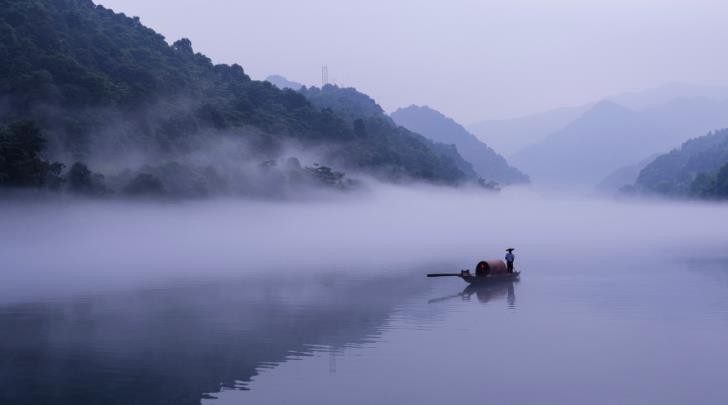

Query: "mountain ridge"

xmin=468 ymin=82 xmax=728 ymax=159
xmin=391 ymin=105 xmax=528 ymax=185
xmin=510 ymin=101 xmax=661 ymax=187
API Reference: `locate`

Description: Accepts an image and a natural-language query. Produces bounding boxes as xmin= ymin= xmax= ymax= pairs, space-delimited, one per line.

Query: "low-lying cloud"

xmin=1 ymin=185 xmax=726 ymax=303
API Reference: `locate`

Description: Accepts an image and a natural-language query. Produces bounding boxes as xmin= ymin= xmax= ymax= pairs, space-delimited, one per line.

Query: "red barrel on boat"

xmin=475 ymin=260 xmax=508 ymax=276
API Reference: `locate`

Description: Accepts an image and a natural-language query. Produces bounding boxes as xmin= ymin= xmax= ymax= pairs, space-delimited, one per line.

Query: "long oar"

xmin=426 ymin=273 xmax=463 ymax=277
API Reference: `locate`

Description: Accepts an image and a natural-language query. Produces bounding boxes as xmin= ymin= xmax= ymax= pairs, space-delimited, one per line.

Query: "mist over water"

xmin=2 ymin=187 xmax=728 ymax=405
xmin=1 ymin=186 xmax=726 ymax=303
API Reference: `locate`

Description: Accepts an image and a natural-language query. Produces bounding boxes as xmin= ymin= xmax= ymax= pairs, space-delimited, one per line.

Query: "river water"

xmin=2 ymin=256 xmax=728 ymax=404
xmin=1 ymin=190 xmax=727 ymax=404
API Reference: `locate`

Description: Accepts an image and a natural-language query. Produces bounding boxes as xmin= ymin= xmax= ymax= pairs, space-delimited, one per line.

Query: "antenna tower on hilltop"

xmin=321 ymin=65 xmax=329 ymax=87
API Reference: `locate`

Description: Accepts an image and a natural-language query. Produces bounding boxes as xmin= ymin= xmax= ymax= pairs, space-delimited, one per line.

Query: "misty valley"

xmin=2 ymin=1 xmax=728 ymax=405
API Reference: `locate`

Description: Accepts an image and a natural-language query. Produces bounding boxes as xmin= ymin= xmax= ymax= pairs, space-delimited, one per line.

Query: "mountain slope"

xmin=391 ymin=105 xmax=528 ymax=184
xmin=0 ymin=0 xmax=471 ymax=194
xmin=510 ymin=101 xmax=661 ymax=188
xmin=609 ymin=82 xmax=728 ymax=110
xmin=467 ymin=105 xmax=590 ymax=157
xmin=635 ymin=129 xmax=728 ymax=197
xmin=300 ymin=87 xmax=476 ymax=183
xmin=596 ymin=154 xmax=659 ymax=194
xmin=508 ymin=95 xmax=728 ymax=189
xmin=640 ymin=97 xmax=728 ymax=150
xmin=467 ymin=83 xmax=728 ymax=159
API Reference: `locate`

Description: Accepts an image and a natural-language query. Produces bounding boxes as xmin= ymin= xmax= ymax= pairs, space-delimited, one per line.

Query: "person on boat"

xmin=505 ymin=248 xmax=515 ymax=273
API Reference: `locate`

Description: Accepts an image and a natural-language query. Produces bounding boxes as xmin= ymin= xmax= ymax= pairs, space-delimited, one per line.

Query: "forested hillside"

xmin=300 ymin=86 xmax=476 ymax=183
xmin=634 ymin=129 xmax=728 ymax=199
xmin=0 ymin=0 xmax=472 ymax=196
xmin=391 ymin=105 xmax=528 ymax=185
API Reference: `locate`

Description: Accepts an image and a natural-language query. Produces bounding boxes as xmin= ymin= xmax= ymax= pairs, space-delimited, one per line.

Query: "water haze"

xmin=1 ymin=188 xmax=728 ymax=404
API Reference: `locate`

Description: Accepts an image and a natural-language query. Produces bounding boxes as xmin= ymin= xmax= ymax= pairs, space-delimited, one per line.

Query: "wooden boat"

xmin=461 ymin=270 xmax=519 ymax=284
xmin=427 ymin=260 xmax=520 ymax=285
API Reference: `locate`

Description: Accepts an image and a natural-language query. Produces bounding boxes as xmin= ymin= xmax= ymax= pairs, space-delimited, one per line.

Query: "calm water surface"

xmin=2 ymin=256 xmax=728 ymax=404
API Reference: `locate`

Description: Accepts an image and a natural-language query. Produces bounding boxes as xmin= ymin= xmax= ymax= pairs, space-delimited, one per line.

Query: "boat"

xmin=427 ymin=260 xmax=520 ymax=285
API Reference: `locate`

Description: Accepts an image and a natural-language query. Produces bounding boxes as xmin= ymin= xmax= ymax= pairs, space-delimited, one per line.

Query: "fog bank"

xmin=2 ymin=186 xmax=726 ymax=303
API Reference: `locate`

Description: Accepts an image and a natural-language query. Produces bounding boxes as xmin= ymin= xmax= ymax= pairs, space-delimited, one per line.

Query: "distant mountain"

xmin=609 ymin=82 xmax=728 ymax=110
xmin=634 ymin=129 xmax=728 ymax=198
xmin=508 ymin=92 xmax=728 ymax=189
xmin=640 ymin=97 xmax=728 ymax=149
xmin=510 ymin=101 xmax=663 ymax=188
xmin=265 ymin=74 xmax=303 ymax=90
xmin=596 ymin=154 xmax=659 ymax=194
xmin=467 ymin=105 xmax=590 ymax=157
xmin=391 ymin=106 xmax=528 ymax=185
xmin=467 ymin=83 xmax=728 ymax=159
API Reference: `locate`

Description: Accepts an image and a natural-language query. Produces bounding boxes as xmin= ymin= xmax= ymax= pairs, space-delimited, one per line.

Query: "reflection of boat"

xmin=463 ymin=281 xmax=516 ymax=306
xmin=427 ymin=260 xmax=520 ymax=285
xmin=428 ymin=279 xmax=517 ymax=307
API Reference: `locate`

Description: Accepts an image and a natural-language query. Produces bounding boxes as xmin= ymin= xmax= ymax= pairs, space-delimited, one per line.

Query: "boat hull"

xmin=461 ymin=271 xmax=520 ymax=285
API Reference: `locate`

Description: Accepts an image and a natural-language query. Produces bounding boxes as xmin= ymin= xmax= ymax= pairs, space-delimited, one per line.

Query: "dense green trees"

xmin=0 ymin=121 xmax=63 ymax=188
xmin=0 ymin=0 xmax=471 ymax=193
xmin=0 ymin=121 xmax=115 ymax=195
xmin=66 ymin=162 xmax=107 ymax=195
xmin=715 ymin=164 xmax=728 ymax=198
xmin=300 ymin=85 xmax=474 ymax=184
xmin=687 ymin=162 xmax=728 ymax=199
xmin=635 ymin=128 xmax=728 ymax=199
xmin=123 ymin=173 xmax=166 ymax=197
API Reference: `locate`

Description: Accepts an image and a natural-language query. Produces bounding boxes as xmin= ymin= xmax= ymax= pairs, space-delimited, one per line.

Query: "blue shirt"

xmin=505 ymin=252 xmax=514 ymax=262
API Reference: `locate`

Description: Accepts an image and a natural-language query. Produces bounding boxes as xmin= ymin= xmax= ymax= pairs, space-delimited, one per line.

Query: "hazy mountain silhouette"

xmin=467 ymin=105 xmax=591 ymax=156
xmin=391 ymin=105 xmax=528 ymax=184
xmin=596 ymin=154 xmax=660 ymax=194
xmin=265 ymin=74 xmax=304 ymax=90
xmin=508 ymin=89 xmax=728 ymax=189
xmin=609 ymin=82 xmax=728 ymax=110
xmin=510 ymin=101 xmax=662 ymax=188
xmin=468 ymin=83 xmax=728 ymax=159
xmin=641 ymin=97 xmax=728 ymax=149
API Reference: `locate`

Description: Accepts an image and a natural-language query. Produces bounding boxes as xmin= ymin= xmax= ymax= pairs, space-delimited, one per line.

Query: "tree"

xmin=123 ymin=173 xmax=166 ymax=196
xmin=689 ymin=172 xmax=716 ymax=198
xmin=66 ymin=162 xmax=108 ymax=196
xmin=714 ymin=163 xmax=728 ymax=198
xmin=0 ymin=121 xmax=62 ymax=188
xmin=172 ymin=38 xmax=193 ymax=54
xmin=353 ymin=119 xmax=367 ymax=137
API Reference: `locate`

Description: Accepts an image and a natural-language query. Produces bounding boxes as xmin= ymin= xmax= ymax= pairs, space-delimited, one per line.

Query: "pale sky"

xmin=99 ymin=0 xmax=728 ymax=123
